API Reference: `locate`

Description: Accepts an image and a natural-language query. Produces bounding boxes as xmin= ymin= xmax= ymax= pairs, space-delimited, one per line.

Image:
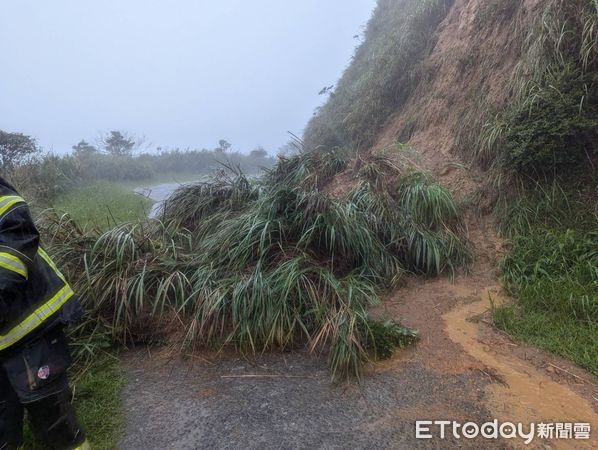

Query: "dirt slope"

xmin=375 ymin=0 xmax=543 ymax=200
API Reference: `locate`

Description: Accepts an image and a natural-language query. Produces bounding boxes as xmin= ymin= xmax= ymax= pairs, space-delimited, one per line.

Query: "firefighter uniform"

xmin=0 ymin=177 xmax=88 ymax=450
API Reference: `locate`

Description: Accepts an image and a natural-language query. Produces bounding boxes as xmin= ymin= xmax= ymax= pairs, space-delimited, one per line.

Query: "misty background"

xmin=0 ymin=0 xmax=376 ymax=154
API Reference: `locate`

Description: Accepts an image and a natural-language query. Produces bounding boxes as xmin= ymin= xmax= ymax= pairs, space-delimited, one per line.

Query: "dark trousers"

xmin=0 ymin=328 xmax=85 ymax=450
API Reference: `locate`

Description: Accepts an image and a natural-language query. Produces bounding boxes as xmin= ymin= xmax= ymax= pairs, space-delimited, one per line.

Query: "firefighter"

xmin=0 ymin=176 xmax=89 ymax=450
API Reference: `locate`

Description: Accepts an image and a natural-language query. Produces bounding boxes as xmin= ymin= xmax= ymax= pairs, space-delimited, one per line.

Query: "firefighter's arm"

xmin=0 ymin=198 xmax=40 ymax=326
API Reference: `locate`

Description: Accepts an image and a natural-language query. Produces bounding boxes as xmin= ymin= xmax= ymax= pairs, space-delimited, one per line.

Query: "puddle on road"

xmin=443 ymin=285 xmax=597 ymax=449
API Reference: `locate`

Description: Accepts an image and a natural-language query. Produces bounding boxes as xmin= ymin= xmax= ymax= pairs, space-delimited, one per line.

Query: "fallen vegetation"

xmin=39 ymin=149 xmax=469 ymax=380
xmin=303 ymin=0 xmax=598 ymax=377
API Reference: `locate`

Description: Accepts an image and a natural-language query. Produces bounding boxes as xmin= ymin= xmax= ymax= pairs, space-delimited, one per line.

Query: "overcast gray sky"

xmin=0 ymin=1 xmax=376 ymax=154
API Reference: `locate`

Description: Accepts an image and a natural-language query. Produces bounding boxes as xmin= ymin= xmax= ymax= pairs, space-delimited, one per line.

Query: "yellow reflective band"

xmin=0 ymin=252 xmax=28 ymax=278
xmin=0 ymin=284 xmax=74 ymax=350
xmin=0 ymin=195 xmax=25 ymax=217
xmin=73 ymin=439 xmax=91 ymax=450
xmin=38 ymin=247 xmax=67 ymax=283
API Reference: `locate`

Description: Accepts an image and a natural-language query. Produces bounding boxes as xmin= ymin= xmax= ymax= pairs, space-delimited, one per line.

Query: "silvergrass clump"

xmin=160 ymin=168 xmax=259 ymax=229
xmin=396 ymin=173 xmax=469 ymax=276
xmin=39 ymin=149 xmax=468 ymax=381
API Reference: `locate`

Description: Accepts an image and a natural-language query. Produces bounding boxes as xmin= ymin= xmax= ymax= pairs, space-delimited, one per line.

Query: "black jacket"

xmin=0 ymin=177 xmax=82 ymax=353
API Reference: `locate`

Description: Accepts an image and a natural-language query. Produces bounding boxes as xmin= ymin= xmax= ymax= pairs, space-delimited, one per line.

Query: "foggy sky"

xmin=0 ymin=1 xmax=376 ymax=154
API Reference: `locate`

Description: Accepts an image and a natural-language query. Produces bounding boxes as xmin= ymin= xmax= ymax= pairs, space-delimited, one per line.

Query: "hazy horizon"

xmin=0 ymin=1 xmax=376 ymax=154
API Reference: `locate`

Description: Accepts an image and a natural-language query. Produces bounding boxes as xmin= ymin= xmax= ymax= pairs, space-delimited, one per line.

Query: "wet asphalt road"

xmin=135 ymin=182 xmax=185 ymax=219
xmin=119 ymin=350 xmax=504 ymax=450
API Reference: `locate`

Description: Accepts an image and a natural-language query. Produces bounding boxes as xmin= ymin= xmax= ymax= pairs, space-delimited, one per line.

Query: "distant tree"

xmin=249 ymin=146 xmax=268 ymax=158
xmin=0 ymin=130 xmax=38 ymax=170
xmin=101 ymin=131 xmax=135 ymax=156
xmin=72 ymin=140 xmax=98 ymax=156
xmin=215 ymin=139 xmax=231 ymax=153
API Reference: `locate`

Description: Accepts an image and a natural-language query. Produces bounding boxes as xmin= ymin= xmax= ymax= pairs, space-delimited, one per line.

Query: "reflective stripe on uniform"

xmin=38 ymin=247 xmax=67 ymax=283
xmin=0 ymin=284 xmax=75 ymax=351
xmin=73 ymin=440 xmax=91 ymax=450
xmin=0 ymin=195 xmax=25 ymax=217
xmin=0 ymin=251 xmax=28 ymax=278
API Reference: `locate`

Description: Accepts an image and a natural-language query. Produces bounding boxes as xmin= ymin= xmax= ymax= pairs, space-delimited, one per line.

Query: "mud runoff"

xmin=373 ymin=275 xmax=597 ymax=450
xmin=443 ymin=288 xmax=598 ymax=448
xmin=443 ymin=285 xmax=598 ymax=450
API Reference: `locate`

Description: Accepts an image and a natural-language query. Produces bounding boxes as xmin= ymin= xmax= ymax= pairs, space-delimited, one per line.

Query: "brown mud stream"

xmin=443 ymin=284 xmax=598 ymax=449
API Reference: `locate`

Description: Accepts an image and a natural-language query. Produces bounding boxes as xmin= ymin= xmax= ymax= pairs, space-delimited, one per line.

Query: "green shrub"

xmin=478 ymin=0 xmax=598 ymax=177
xmin=11 ymin=154 xmax=80 ymax=203
xmin=76 ymin=153 xmax=154 ymax=182
xmin=500 ymin=70 xmax=598 ymax=175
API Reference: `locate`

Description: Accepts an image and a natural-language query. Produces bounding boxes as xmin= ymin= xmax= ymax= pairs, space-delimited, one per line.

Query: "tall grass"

xmin=303 ymin=0 xmax=454 ymax=152
xmin=493 ymin=182 xmax=598 ymax=374
xmin=38 ymin=149 xmax=468 ymax=380
xmin=475 ymin=0 xmax=598 ymax=373
xmin=477 ymin=0 xmax=598 ymax=177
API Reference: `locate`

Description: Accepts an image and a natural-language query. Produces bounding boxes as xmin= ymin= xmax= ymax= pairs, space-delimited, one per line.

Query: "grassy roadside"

xmin=52 ymin=181 xmax=152 ymax=229
xmin=72 ymin=356 xmax=126 ymax=449
xmin=492 ymin=183 xmax=597 ymax=375
xmin=50 ymin=172 xmax=207 ymax=229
